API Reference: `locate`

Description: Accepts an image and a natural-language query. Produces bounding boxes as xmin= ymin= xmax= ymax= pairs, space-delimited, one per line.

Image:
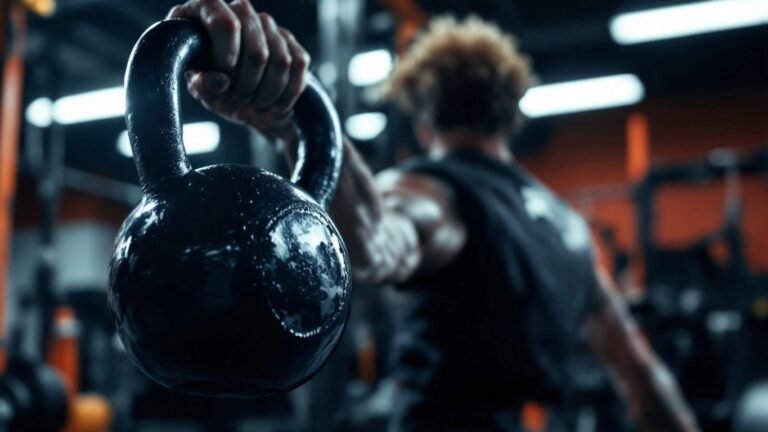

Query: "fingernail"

xmin=206 ymin=73 xmax=230 ymax=94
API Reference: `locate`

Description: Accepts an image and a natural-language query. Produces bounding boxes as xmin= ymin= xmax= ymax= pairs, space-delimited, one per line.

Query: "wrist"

xmin=268 ymin=121 xmax=299 ymax=151
xmin=245 ymin=108 xmax=297 ymax=141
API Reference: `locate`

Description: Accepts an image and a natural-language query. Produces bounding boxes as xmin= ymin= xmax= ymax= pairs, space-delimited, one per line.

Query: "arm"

xmin=326 ymin=140 xmax=466 ymax=284
xmin=583 ymin=269 xmax=700 ymax=432
xmin=169 ymin=0 xmax=466 ymax=286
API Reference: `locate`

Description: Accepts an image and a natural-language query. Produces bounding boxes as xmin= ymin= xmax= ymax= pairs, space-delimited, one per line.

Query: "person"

xmin=167 ymin=1 xmax=701 ymax=431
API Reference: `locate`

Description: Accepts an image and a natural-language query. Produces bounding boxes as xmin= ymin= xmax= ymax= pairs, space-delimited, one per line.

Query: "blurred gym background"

xmin=1 ymin=0 xmax=766 ymax=431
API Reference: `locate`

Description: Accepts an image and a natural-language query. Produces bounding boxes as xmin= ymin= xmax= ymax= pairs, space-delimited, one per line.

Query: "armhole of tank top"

xmin=400 ymin=161 xmax=487 ymax=276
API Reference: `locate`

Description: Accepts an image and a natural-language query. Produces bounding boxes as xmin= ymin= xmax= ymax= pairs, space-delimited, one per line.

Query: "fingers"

xmin=270 ymin=28 xmax=311 ymax=114
xmin=228 ymin=0 xmax=269 ymax=98
xmin=250 ymin=13 xmax=293 ymax=109
xmin=168 ymin=0 xmax=240 ymax=71
xmin=168 ymin=0 xmax=310 ymax=131
xmin=186 ymin=71 xmax=230 ymax=99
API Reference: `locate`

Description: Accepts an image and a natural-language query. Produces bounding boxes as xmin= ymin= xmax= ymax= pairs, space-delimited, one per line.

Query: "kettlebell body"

xmin=110 ymin=165 xmax=349 ymax=395
xmin=109 ymin=20 xmax=351 ymax=397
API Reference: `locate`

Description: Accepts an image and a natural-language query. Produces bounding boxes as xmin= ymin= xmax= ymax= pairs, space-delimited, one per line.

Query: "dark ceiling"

xmin=25 ymin=0 xmax=768 ymax=99
xmin=18 ymin=0 xmax=768 ymax=188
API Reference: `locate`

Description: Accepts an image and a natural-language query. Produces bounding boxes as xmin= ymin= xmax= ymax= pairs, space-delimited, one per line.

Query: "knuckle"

xmin=229 ymin=0 xmax=246 ymax=11
xmin=280 ymin=28 xmax=295 ymax=41
xmin=168 ymin=1 xmax=194 ymax=17
xmin=274 ymin=53 xmax=292 ymax=70
xmin=248 ymin=45 xmax=269 ymax=65
xmin=207 ymin=12 xmax=240 ymax=35
xmin=230 ymin=0 xmax=253 ymax=18
xmin=258 ymin=12 xmax=276 ymax=28
xmin=295 ymin=52 xmax=311 ymax=70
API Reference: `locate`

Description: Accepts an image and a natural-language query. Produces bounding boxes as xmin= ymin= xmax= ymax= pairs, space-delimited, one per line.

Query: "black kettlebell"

xmin=0 ymin=358 xmax=69 ymax=431
xmin=108 ymin=19 xmax=351 ymax=397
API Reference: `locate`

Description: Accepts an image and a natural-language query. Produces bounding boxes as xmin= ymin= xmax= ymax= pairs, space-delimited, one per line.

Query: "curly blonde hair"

xmin=385 ymin=16 xmax=533 ymax=133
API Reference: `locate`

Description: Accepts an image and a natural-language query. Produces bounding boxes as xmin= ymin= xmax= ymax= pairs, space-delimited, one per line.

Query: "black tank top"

xmin=390 ymin=150 xmax=601 ymax=430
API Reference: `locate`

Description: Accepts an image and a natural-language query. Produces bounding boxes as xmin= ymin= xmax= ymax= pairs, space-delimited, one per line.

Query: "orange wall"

xmin=520 ymin=90 xmax=768 ymax=277
xmin=13 ymin=176 xmax=132 ymax=228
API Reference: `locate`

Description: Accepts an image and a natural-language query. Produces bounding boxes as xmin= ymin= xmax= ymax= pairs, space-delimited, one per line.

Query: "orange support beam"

xmin=47 ymin=307 xmax=114 ymax=432
xmin=378 ymin=0 xmax=428 ymax=24
xmin=0 ymin=2 xmax=27 ymax=373
xmin=626 ymin=112 xmax=650 ymax=291
xmin=626 ymin=112 xmax=650 ymax=182
xmin=47 ymin=307 xmax=80 ymax=394
xmin=378 ymin=0 xmax=429 ymax=53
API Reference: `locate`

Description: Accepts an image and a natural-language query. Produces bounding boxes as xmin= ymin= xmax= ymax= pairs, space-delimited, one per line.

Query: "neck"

xmin=430 ymin=129 xmax=513 ymax=162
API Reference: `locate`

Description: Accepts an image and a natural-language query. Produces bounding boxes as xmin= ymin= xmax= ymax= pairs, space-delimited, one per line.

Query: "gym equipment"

xmin=632 ymin=147 xmax=768 ymax=429
xmin=0 ymin=358 xmax=69 ymax=432
xmin=108 ymin=19 xmax=351 ymax=397
xmin=734 ymin=381 xmax=768 ymax=432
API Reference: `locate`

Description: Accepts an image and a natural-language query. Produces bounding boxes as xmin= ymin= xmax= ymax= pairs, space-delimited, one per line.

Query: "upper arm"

xmin=362 ymin=169 xmax=467 ymax=283
xmin=326 ymin=138 xmax=466 ymax=285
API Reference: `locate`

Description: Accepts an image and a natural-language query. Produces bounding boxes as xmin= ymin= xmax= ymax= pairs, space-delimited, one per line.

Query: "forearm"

xmin=330 ymin=140 xmax=422 ymax=284
xmin=273 ymin=126 xmax=419 ymax=284
xmin=586 ymin=271 xmax=700 ymax=432
xmin=613 ymin=350 xmax=699 ymax=432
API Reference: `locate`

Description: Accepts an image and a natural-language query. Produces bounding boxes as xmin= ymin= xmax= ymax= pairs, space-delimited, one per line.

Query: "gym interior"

xmin=1 ymin=0 xmax=767 ymax=431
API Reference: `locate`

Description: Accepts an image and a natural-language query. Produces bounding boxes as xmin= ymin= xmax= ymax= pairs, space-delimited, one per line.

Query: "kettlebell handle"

xmin=125 ymin=19 xmax=344 ymax=210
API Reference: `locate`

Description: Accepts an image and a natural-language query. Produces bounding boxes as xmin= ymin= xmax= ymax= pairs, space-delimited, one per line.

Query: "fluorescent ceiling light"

xmin=348 ymin=49 xmax=393 ymax=87
xmin=318 ymin=62 xmax=339 ymax=86
xmin=519 ymin=74 xmax=645 ymax=118
xmin=25 ymin=97 xmax=53 ymax=127
xmin=52 ymin=86 xmax=125 ymax=124
xmin=117 ymin=121 xmax=220 ymax=157
xmin=610 ymin=0 xmax=768 ymax=45
xmin=345 ymin=112 xmax=387 ymax=141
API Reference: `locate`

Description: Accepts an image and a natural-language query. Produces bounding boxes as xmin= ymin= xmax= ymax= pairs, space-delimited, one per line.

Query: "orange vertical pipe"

xmin=0 ymin=3 xmax=26 ymax=373
xmin=358 ymin=340 xmax=377 ymax=384
xmin=626 ymin=112 xmax=649 ymax=292
xmin=626 ymin=112 xmax=650 ymax=182
xmin=47 ymin=307 xmax=80 ymax=394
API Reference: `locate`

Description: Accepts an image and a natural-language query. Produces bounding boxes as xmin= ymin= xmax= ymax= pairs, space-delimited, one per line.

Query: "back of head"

xmin=386 ymin=16 xmax=533 ymax=135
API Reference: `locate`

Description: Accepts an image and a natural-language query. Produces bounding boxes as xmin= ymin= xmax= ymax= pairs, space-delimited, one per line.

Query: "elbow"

xmin=345 ymin=228 xmax=422 ymax=286
xmin=347 ymin=247 xmax=418 ymax=286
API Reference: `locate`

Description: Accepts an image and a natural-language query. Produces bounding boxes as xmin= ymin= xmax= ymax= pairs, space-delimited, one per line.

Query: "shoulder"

xmin=374 ymin=168 xmax=467 ymax=266
xmin=376 ymin=168 xmax=453 ymax=200
xmin=374 ymin=168 xmax=465 ymax=229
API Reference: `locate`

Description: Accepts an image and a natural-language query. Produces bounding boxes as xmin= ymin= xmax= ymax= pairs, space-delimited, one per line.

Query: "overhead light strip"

xmin=345 ymin=112 xmax=388 ymax=141
xmin=52 ymin=86 xmax=125 ymax=124
xmin=610 ymin=0 xmax=768 ymax=45
xmin=519 ymin=74 xmax=645 ymax=118
xmin=348 ymin=49 xmax=393 ymax=87
xmin=117 ymin=122 xmax=220 ymax=157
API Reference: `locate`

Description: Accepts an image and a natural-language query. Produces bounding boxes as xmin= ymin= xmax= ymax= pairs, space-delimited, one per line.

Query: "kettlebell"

xmin=0 ymin=358 xmax=69 ymax=431
xmin=108 ymin=19 xmax=351 ymax=397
